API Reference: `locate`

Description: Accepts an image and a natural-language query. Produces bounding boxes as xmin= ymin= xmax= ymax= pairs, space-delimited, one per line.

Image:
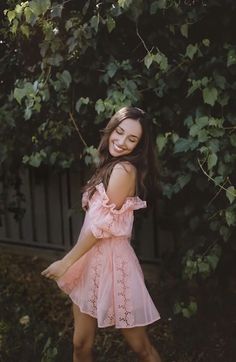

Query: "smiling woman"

xmin=42 ymin=107 xmax=162 ymax=362
xmin=108 ymin=118 xmax=142 ymax=157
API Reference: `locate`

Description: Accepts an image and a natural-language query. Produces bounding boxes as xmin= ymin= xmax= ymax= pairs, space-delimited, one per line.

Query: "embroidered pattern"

xmin=116 ymin=255 xmax=134 ymax=327
xmin=103 ymin=305 xmax=115 ymax=326
xmin=87 ymin=244 xmax=103 ymax=316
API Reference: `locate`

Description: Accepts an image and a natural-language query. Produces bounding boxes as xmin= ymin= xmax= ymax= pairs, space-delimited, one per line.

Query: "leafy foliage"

xmin=1 ymin=0 xmax=236 ymax=312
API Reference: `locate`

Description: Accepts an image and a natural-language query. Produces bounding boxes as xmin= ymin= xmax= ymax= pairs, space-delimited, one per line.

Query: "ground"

xmin=0 ymin=249 xmax=235 ymax=362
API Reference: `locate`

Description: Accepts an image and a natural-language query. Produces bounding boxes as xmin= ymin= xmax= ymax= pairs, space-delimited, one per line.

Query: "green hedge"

xmin=1 ymin=0 xmax=236 ymax=313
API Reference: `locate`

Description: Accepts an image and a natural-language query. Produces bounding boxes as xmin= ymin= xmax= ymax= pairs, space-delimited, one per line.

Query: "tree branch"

xmin=69 ymin=112 xmax=88 ymax=148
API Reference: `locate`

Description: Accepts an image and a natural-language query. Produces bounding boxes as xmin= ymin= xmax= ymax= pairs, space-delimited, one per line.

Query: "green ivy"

xmin=1 ymin=0 xmax=236 ymax=316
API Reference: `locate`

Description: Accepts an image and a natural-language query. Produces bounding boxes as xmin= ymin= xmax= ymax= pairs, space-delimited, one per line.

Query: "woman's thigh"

xmin=72 ymin=303 xmax=97 ymax=346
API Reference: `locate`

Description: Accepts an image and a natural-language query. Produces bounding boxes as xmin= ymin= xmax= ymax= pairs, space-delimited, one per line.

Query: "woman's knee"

xmin=131 ymin=340 xmax=152 ymax=357
xmin=121 ymin=327 xmax=154 ymax=358
xmin=73 ymin=334 xmax=94 ymax=355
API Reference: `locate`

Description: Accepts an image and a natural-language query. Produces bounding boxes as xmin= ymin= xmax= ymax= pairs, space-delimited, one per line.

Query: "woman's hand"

xmin=41 ymin=259 xmax=70 ymax=280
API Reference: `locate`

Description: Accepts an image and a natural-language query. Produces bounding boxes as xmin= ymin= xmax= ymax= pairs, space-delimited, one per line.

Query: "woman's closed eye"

xmin=115 ymin=128 xmax=123 ymax=135
xmin=115 ymin=129 xmax=137 ymax=143
xmin=129 ymin=138 xmax=137 ymax=143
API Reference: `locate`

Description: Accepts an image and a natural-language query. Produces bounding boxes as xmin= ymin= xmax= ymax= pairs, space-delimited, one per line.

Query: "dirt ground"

xmin=0 ymin=248 xmax=235 ymax=362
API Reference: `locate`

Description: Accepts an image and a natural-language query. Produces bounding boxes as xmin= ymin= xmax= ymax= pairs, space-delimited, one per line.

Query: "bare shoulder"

xmin=106 ymin=162 xmax=137 ymax=207
xmin=113 ymin=161 xmax=137 ymax=178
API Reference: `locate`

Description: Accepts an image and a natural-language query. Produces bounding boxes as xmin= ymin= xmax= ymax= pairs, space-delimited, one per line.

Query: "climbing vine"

xmin=1 ymin=0 xmax=236 ymax=314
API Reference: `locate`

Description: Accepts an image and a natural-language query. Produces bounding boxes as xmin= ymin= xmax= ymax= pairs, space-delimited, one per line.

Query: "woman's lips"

xmin=113 ymin=142 xmax=125 ymax=152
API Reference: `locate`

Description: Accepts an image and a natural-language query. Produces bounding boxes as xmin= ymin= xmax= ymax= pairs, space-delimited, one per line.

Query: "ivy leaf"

xmin=11 ymin=19 xmax=19 ymax=34
xmin=197 ymin=129 xmax=208 ymax=143
xmin=144 ymin=53 xmax=154 ymax=69
xmin=220 ymin=225 xmax=231 ymax=242
xmin=50 ymin=4 xmax=63 ymax=18
xmin=202 ymin=38 xmax=210 ymax=47
xmin=107 ymin=62 xmax=118 ymax=78
xmin=208 ymin=117 xmax=223 ymax=128
xmin=174 ymin=138 xmax=191 ymax=153
xmin=24 ymin=6 xmax=34 ymax=24
xmin=154 ymin=52 xmax=168 ymax=71
xmin=29 ymin=0 xmax=51 ymax=17
xmin=118 ymin=0 xmax=133 ymax=8
xmin=226 ymin=186 xmax=236 ymax=204
xmin=230 ymin=134 xmax=236 ymax=147
xmin=156 ymin=134 xmax=167 ymax=152
xmin=225 ymin=209 xmax=236 ymax=226
xmin=177 ymin=174 xmax=191 ymax=189
xmin=107 ymin=16 xmax=116 ymax=33
xmin=90 ymin=15 xmax=99 ymax=32
xmin=227 ymin=48 xmax=236 ymax=67
xmin=180 ymin=24 xmax=188 ymax=38
xmin=150 ymin=0 xmax=167 ymax=13
xmin=182 ymin=308 xmax=191 ymax=318
xmin=213 ymin=73 xmax=226 ymax=90
xmin=198 ymin=261 xmax=210 ymax=274
xmin=7 ymin=10 xmax=16 ymax=23
xmin=75 ymin=97 xmax=89 ymax=113
xmin=47 ymin=53 xmax=63 ymax=66
xmin=14 ymin=87 xmax=26 ymax=104
xmin=196 ymin=116 xmax=209 ymax=128
xmin=188 ymin=301 xmax=197 ymax=314
xmin=24 ymin=106 xmax=32 ymax=120
xmin=20 ymin=24 xmax=30 ymax=38
xmin=206 ymin=255 xmax=219 ymax=270
xmin=207 ymin=153 xmax=218 ymax=170
xmin=95 ymin=99 xmax=105 ymax=114
xmin=203 ymin=87 xmax=218 ymax=106
xmin=156 ymin=0 xmax=166 ymax=9
xmin=60 ymin=70 xmax=72 ymax=88
xmin=189 ymin=124 xmax=200 ymax=137
xmin=186 ymin=43 xmax=198 ymax=60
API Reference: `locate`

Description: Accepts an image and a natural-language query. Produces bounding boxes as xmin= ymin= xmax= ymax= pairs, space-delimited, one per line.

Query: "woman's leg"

xmin=72 ymin=303 xmax=97 ymax=362
xmin=121 ymin=326 xmax=162 ymax=362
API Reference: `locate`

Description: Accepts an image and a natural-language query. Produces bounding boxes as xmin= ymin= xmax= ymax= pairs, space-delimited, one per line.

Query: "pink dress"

xmin=57 ymin=183 xmax=160 ymax=328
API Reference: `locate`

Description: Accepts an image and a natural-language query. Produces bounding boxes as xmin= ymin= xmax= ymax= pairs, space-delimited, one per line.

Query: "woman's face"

xmin=108 ymin=118 xmax=142 ymax=157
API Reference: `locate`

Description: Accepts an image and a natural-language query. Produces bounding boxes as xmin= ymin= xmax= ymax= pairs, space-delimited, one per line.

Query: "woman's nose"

xmin=117 ymin=136 xmax=126 ymax=146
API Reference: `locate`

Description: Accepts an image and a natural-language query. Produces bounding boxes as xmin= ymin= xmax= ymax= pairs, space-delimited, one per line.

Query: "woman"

xmin=42 ymin=107 xmax=162 ymax=362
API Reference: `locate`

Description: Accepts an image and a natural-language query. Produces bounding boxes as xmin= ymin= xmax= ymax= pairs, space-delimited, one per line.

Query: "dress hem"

xmin=71 ymin=296 xmax=161 ymax=329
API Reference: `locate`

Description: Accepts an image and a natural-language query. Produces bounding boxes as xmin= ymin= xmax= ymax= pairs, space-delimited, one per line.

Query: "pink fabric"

xmin=57 ymin=183 xmax=160 ymax=328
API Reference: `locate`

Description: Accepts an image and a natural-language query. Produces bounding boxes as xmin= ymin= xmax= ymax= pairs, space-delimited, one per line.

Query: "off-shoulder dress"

xmin=57 ymin=183 xmax=160 ymax=328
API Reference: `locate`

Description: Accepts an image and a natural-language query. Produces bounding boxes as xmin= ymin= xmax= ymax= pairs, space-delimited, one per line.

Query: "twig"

xmin=207 ymin=178 xmax=228 ymax=207
xmin=208 ymin=209 xmax=222 ymax=221
xmin=69 ymin=112 xmax=88 ymax=148
xmin=42 ymin=66 xmax=51 ymax=86
xmin=201 ymin=238 xmax=218 ymax=257
xmin=136 ymin=24 xmax=152 ymax=54
xmin=197 ymin=157 xmax=235 ymax=197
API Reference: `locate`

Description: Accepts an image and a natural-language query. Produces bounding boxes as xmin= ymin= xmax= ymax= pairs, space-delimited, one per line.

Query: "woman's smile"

xmin=108 ymin=118 xmax=142 ymax=157
xmin=112 ymin=142 xmax=126 ymax=153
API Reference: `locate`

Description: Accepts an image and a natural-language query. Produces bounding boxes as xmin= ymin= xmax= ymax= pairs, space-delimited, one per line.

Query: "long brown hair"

xmin=84 ymin=107 xmax=161 ymax=204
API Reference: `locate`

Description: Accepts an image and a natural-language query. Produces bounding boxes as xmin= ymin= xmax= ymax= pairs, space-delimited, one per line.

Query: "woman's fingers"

xmin=41 ymin=260 xmax=66 ymax=280
xmin=41 ymin=267 xmax=56 ymax=279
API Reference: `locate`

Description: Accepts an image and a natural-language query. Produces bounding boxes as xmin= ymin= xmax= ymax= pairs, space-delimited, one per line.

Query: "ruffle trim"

xmin=83 ymin=182 xmax=147 ymax=214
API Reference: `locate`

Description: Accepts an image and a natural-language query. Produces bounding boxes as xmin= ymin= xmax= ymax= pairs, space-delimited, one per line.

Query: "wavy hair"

xmin=83 ymin=106 xmax=161 ymax=204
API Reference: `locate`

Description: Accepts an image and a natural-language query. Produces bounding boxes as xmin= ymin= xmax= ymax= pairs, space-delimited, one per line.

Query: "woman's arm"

xmin=106 ymin=162 xmax=136 ymax=208
xmin=41 ymin=227 xmax=97 ymax=280
xmin=41 ymin=162 xmax=136 ymax=280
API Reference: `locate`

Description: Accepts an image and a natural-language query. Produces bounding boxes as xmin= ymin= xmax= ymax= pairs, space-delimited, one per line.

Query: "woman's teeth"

xmin=113 ymin=143 xmax=124 ymax=152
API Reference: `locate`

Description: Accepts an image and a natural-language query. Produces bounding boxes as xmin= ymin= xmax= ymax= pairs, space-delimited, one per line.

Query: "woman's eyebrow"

xmin=117 ymin=126 xmax=139 ymax=139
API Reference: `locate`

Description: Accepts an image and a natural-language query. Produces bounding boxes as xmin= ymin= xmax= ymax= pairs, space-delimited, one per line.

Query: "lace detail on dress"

xmin=116 ymin=255 xmax=135 ymax=327
xmin=103 ymin=305 xmax=115 ymax=326
xmin=88 ymin=244 xmax=103 ymax=316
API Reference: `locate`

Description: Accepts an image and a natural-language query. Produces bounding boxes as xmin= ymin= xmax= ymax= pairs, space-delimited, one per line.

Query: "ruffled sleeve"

xmin=83 ymin=183 xmax=147 ymax=239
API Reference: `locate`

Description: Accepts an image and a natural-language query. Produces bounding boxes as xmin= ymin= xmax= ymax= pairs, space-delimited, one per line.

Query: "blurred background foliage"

xmin=0 ymin=0 xmax=236 ymax=317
